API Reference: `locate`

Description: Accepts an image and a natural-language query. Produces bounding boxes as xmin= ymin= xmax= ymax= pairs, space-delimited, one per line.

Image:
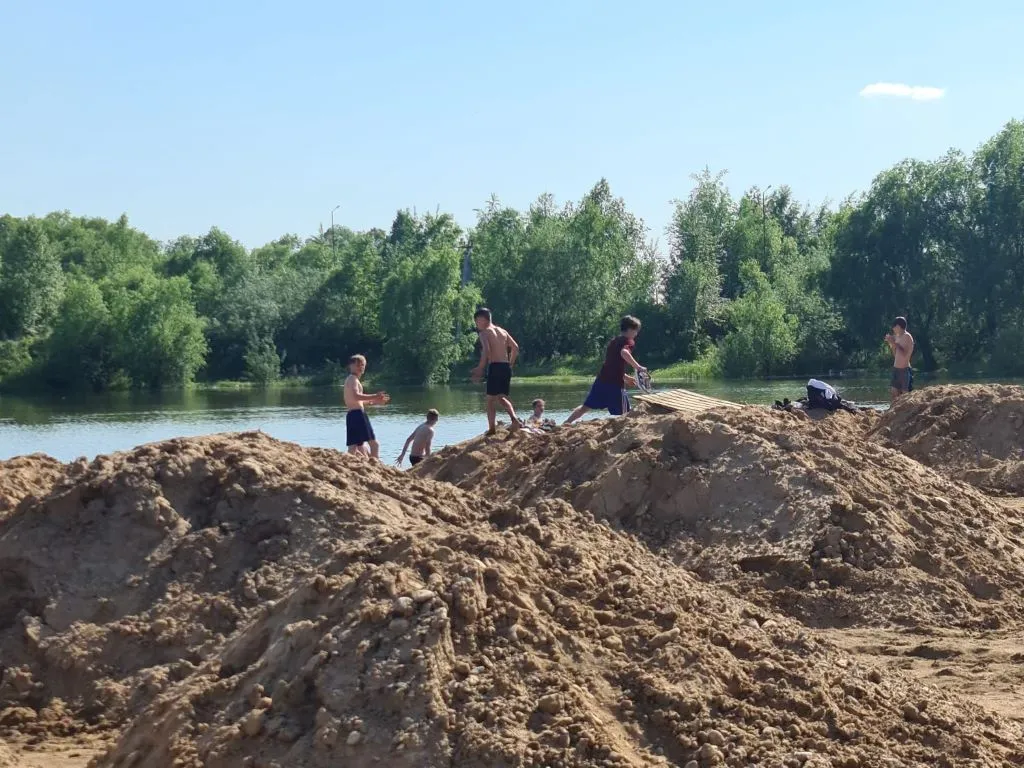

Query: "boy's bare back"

xmin=410 ymin=423 xmax=434 ymax=455
xmin=479 ymin=325 xmax=512 ymax=363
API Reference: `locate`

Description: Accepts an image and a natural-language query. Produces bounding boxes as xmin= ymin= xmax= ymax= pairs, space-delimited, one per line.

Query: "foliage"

xmin=380 ymin=239 xmax=481 ymax=384
xmin=719 ymin=262 xmax=798 ymax=377
xmin=4 ymin=120 xmax=1024 ymax=392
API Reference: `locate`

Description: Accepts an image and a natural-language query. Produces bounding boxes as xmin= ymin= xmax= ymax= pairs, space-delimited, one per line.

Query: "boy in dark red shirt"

xmin=564 ymin=315 xmax=646 ymax=424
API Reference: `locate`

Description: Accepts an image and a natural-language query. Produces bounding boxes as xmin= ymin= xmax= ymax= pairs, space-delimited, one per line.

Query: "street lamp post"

xmin=330 ymin=205 xmax=340 ymax=262
xmin=760 ymin=185 xmax=773 ymax=266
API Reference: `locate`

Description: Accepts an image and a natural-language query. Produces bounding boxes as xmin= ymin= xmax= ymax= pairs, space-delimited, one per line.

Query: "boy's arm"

xmin=425 ymin=427 xmax=434 ymax=456
xmin=505 ymin=331 xmax=520 ymax=366
xmin=471 ymin=341 xmax=488 ymax=380
xmin=397 ymin=431 xmax=415 ymax=460
xmin=620 ymin=347 xmax=644 ymax=371
xmin=353 ymin=391 xmax=386 ymax=403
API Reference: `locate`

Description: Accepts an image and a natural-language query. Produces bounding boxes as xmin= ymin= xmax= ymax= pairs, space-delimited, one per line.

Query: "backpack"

xmin=806 ymin=379 xmax=843 ymax=411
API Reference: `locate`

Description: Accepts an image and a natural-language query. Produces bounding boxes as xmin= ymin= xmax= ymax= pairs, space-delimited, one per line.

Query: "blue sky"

xmin=2 ymin=0 xmax=1022 ymax=250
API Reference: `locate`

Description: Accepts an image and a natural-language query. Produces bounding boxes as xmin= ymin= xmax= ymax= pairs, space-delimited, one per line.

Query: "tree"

xmin=0 ymin=217 xmax=65 ymax=339
xmin=829 ymin=153 xmax=974 ymax=370
xmin=664 ymin=169 xmax=731 ymax=358
xmin=380 ymin=244 xmax=481 ymax=384
xmin=43 ymin=278 xmax=116 ymax=390
xmin=720 ymin=261 xmax=797 ymax=377
xmin=104 ymin=270 xmax=207 ymax=388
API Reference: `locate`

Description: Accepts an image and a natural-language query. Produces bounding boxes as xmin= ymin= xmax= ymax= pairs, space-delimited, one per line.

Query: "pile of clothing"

xmin=772 ymin=379 xmax=862 ymax=414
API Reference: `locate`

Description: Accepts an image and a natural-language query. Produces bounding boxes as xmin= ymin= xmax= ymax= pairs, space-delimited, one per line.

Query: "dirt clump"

xmin=418 ymin=406 xmax=1024 ymax=630
xmin=91 ymin=484 xmax=1022 ymax=768
xmin=871 ymin=384 xmax=1024 ymax=495
xmin=0 ymin=455 xmax=68 ymax=521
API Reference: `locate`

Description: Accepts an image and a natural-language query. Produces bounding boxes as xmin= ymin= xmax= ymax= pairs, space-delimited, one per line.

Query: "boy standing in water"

xmin=885 ymin=316 xmax=915 ymax=405
xmin=344 ymin=354 xmax=390 ymax=459
xmin=470 ymin=308 xmax=524 ymax=434
xmin=397 ymin=409 xmax=439 ymax=467
xmin=565 ymin=315 xmax=646 ymax=424
xmin=527 ymin=398 xmax=546 ymax=425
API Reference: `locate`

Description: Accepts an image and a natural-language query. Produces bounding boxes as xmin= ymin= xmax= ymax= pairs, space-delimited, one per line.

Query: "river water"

xmin=0 ymin=377 xmax=914 ymax=463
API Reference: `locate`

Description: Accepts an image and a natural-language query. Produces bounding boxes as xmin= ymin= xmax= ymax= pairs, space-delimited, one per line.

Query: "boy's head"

xmin=473 ymin=307 xmax=492 ymax=331
xmin=532 ymin=398 xmax=545 ymax=414
xmin=426 ymin=408 xmax=439 ymax=424
xmin=620 ymin=315 xmax=642 ymax=339
xmin=348 ymin=354 xmax=367 ymax=375
xmin=892 ymin=316 xmax=908 ymax=335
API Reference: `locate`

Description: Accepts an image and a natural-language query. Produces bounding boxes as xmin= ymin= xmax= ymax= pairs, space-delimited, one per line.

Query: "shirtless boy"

xmin=565 ymin=315 xmax=645 ymax=424
xmin=397 ymin=409 xmax=438 ymax=467
xmin=885 ymin=316 xmax=915 ymax=404
xmin=470 ymin=308 xmax=524 ymax=434
xmin=343 ymin=354 xmax=390 ymax=458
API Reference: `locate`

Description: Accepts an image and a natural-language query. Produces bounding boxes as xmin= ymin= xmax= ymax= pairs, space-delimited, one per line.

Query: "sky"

xmin=2 ymin=0 xmax=1022 ymax=251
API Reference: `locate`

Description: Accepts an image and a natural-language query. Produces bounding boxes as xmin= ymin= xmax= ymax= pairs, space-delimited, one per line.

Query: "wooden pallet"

xmin=634 ymin=388 xmax=741 ymax=415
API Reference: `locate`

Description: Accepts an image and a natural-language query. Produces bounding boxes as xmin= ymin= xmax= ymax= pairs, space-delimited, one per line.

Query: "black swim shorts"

xmin=346 ymin=409 xmax=376 ymax=446
xmin=486 ymin=362 xmax=512 ymax=397
xmin=890 ymin=367 xmax=912 ymax=393
xmin=410 ymin=455 xmax=424 ymax=466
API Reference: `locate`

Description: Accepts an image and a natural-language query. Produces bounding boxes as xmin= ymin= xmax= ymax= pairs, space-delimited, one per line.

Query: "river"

xmin=0 ymin=377 xmax=917 ymax=463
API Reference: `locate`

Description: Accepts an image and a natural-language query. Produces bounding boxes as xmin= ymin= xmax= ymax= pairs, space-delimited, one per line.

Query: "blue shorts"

xmin=346 ymin=409 xmax=376 ymax=446
xmin=584 ymin=380 xmax=630 ymax=415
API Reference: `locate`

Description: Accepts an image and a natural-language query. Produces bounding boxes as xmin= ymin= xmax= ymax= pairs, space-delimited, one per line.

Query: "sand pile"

xmin=0 ymin=434 xmax=1020 ymax=767
xmin=92 ymin=480 xmax=1022 ymax=767
xmin=0 ymin=454 xmax=68 ymax=520
xmin=417 ymin=407 xmax=1024 ymax=629
xmin=871 ymin=384 xmax=1024 ymax=495
xmin=0 ymin=431 xmax=489 ymax=736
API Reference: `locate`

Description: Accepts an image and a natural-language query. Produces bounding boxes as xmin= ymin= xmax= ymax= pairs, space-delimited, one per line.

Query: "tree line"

xmin=1 ymin=119 xmax=1022 ymax=391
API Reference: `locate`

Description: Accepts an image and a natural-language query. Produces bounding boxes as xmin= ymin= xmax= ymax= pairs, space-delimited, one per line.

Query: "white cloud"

xmin=859 ymin=82 xmax=945 ymax=101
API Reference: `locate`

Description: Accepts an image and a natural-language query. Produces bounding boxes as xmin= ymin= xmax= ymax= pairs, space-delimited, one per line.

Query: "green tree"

xmin=380 ymin=244 xmax=481 ymax=384
xmin=0 ymin=216 xmax=65 ymax=339
xmin=829 ymin=153 xmax=974 ymax=370
xmin=720 ymin=261 xmax=797 ymax=377
xmin=105 ymin=270 xmax=207 ymax=388
xmin=664 ymin=169 xmax=731 ymax=358
xmin=43 ymin=278 xmax=117 ymax=390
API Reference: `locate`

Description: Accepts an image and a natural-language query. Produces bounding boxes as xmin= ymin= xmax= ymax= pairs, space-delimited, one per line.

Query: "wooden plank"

xmin=634 ymin=387 xmax=741 ymax=415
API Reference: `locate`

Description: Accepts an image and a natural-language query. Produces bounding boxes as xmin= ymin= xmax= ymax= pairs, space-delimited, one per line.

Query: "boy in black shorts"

xmin=470 ymin=308 xmax=524 ymax=434
xmin=397 ymin=409 xmax=438 ymax=467
xmin=343 ymin=354 xmax=389 ymax=458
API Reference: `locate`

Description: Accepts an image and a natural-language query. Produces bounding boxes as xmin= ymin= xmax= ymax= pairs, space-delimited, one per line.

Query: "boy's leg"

xmin=347 ymin=444 xmax=361 ymax=455
xmin=564 ymin=405 xmax=590 ymax=425
xmin=369 ymin=440 xmax=380 ymax=460
xmin=499 ymin=396 xmax=521 ymax=426
xmin=486 ymin=396 xmax=498 ymax=432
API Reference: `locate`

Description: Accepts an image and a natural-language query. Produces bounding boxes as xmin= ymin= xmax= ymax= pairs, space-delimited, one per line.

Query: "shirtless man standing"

xmin=885 ymin=316 xmax=915 ymax=405
xmin=470 ymin=307 xmax=524 ymax=434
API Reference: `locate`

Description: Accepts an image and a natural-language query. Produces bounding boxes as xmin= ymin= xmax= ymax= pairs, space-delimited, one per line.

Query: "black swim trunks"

xmin=410 ymin=455 xmax=424 ymax=466
xmin=890 ymin=367 xmax=912 ymax=393
xmin=486 ymin=362 xmax=512 ymax=397
xmin=346 ymin=409 xmax=376 ymax=446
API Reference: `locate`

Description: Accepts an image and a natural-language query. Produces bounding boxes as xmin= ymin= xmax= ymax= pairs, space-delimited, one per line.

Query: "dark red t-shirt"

xmin=596 ymin=335 xmax=635 ymax=386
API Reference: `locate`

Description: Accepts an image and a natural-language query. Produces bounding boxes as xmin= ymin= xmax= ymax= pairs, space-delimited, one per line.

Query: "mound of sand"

xmin=1 ymin=433 xmax=1021 ymax=767
xmin=0 ymin=454 xmax=68 ymax=520
xmin=93 ymin=484 xmax=1021 ymax=767
xmin=417 ymin=407 xmax=1024 ymax=629
xmin=0 ymin=432 xmax=487 ymax=735
xmin=872 ymin=384 xmax=1024 ymax=495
